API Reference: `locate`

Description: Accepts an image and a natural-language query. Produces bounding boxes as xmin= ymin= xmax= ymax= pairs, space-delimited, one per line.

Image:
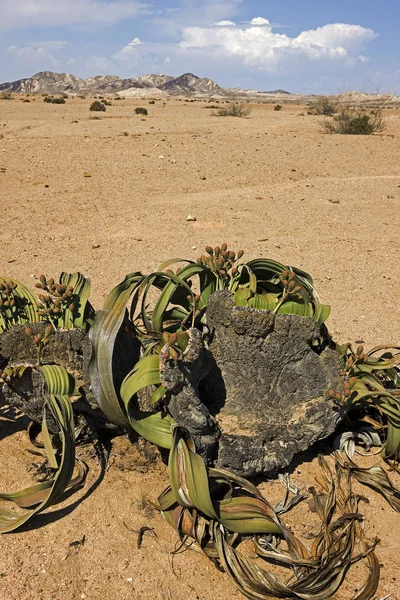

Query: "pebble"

xmin=186 ymin=215 xmax=196 ymax=222
xmin=92 ymin=243 xmax=100 ymax=249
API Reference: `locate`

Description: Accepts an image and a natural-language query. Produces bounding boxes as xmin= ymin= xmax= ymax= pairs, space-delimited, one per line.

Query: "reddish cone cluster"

xmin=0 ymin=280 xmax=18 ymax=313
xmin=279 ymin=270 xmax=302 ymax=296
xmin=35 ymin=275 xmax=78 ymax=321
xmin=197 ymin=243 xmax=244 ymax=279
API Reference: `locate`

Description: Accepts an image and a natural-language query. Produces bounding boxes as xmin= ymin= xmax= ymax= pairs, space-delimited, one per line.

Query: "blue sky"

xmin=0 ymin=0 xmax=399 ymax=93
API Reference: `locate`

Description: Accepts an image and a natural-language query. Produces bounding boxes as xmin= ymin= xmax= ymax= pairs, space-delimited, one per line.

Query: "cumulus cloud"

xmin=0 ymin=0 xmax=150 ymax=30
xmin=114 ymin=37 xmax=142 ymax=60
xmin=250 ymin=17 xmax=271 ymax=26
xmin=179 ymin=19 xmax=377 ymax=70
xmin=214 ymin=20 xmax=236 ymax=27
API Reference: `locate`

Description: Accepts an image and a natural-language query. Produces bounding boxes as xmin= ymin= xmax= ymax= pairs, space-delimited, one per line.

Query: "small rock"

xmin=329 ymin=199 xmax=340 ymax=204
xmin=83 ymin=172 xmax=92 ymax=178
xmin=134 ymin=237 xmax=143 ymax=242
xmin=186 ymin=215 xmax=197 ymax=222
xmin=92 ymin=243 xmax=100 ymax=249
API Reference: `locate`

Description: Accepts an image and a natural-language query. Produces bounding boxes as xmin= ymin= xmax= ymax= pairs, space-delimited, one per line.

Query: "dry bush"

xmin=44 ymin=96 xmax=66 ymax=105
xmin=214 ymin=102 xmax=251 ymax=117
xmin=90 ymin=100 xmax=106 ymax=112
xmin=135 ymin=107 xmax=148 ymax=115
xmin=308 ymin=96 xmax=337 ymax=116
xmin=0 ymin=91 xmax=13 ymax=100
xmin=324 ymin=105 xmax=386 ymax=135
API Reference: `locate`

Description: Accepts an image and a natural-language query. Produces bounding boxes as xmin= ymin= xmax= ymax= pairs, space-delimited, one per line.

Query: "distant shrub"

xmin=213 ymin=102 xmax=251 ymax=117
xmin=308 ymin=96 xmax=337 ymax=116
xmin=43 ymin=96 xmax=66 ymax=104
xmin=114 ymin=97 xmax=121 ymax=101
xmin=135 ymin=107 xmax=148 ymax=115
xmin=42 ymin=93 xmax=49 ymax=97
xmin=23 ymin=99 xmax=30 ymax=103
xmin=101 ymin=99 xmax=112 ymax=106
xmin=149 ymin=100 xmax=155 ymax=104
xmin=90 ymin=100 xmax=106 ymax=112
xmin=203 ymin=105 xmax=220 ymax=109
xmin=0 ymin=91 xmax=13 ymax=100
xmin=324 ymin=106 xmax=386 ymax=135
xmin=274 ymin=104 xmax=282 ymax=111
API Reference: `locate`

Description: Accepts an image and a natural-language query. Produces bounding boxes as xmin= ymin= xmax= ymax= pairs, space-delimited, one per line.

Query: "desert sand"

xmin=0 ymin=95 xmax=399 ymax=600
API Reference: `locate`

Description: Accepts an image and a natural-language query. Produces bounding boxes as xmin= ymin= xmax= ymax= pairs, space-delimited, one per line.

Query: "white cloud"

xmin=6 ymin=44 xmax=60 ymax=68
xmin=113 ymin=37 xmax=142 ymax=61
xmin=250 ymin=17 xmax=271 ymax=26
xmin=179 ymin=19 xmax=377 ymax=70
xmin=214 ymin=20 xmax=236 ymax=27
xmin=0 ymin=0 xmax=150 ymax=30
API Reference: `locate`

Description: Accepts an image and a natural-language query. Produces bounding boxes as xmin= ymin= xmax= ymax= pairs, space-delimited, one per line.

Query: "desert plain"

xmin=0 ymin=95 xmax=399 ymax=600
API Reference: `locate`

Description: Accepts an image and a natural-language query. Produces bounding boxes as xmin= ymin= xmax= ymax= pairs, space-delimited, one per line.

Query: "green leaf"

xmin=248 ymin=293 xmax=278 ymax=311
xmin=314 ymin=303 xmax=331 ymax=325
xmin=126 ymin=406 xmax=174 ymax=449
xmin=60 ymin=272 xmax=93 ymax=330
xmin=168 ymin=426 xmax=218 ymax=518
xmin=120 ymin=353 xmax=172 ymax=448
xmin=233 ymin=287 xmax=252 ymax=307
xmin=150 ymin=265 xmax=207 ymax=333
xmin=89 ymin=272 xmax=146 ymax=429
xmin=121 ymin=354 xmax=161 ymax=400
xmin=277 ymin=300 xmax=313 ymax=318
xmin=0 ymin=365 xmax=85 ymax=533
xmin=0 ymin=277 xmax=40 ymax=332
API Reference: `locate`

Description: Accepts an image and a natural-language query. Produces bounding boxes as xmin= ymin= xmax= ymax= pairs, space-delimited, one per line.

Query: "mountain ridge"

xmin=0 ymin=70 xmax=291 ymax=97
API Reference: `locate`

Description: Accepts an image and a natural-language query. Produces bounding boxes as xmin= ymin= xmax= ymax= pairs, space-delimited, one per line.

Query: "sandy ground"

xmin=0 ymin=96 xmax=399 ymax=600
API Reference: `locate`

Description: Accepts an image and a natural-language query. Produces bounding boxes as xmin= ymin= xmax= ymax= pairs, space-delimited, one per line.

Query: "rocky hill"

xmin=0 ymin=71 xmax=227 ymax=97
xmin=158 ymin=73 xmax=224 ymax=96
